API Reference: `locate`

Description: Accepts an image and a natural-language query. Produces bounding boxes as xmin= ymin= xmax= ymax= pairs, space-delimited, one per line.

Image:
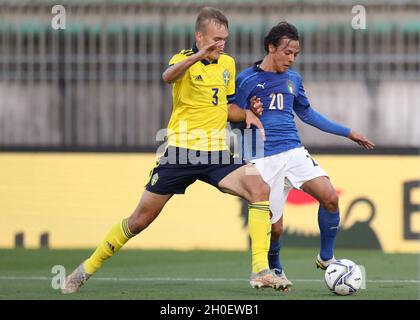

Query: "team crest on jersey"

xmin=223 ymin=69 xmax=230 ymax=85
xmin=287 ymin=80 xmax=294 ymax=94
xmin=151 ymin=173 xmax=159 ymax=186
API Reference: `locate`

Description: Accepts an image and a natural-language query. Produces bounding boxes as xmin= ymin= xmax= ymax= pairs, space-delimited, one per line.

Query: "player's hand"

xmin=348 ymin=130 xmax=375 ymax=150
xmin=195 ymin=41 xmax=224 ymax=61
xmin=245 ymin=109 xmax=266 ymax=141
xmin=250 ymin=96 xmax=263 ymax=117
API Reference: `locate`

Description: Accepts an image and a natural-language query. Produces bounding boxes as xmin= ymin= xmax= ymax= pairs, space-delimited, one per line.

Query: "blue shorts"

xmin=145 ymin=146 xmax=246 ymax=195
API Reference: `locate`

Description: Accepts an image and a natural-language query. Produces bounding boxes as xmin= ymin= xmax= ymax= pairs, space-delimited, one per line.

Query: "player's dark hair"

xmin=263 ymin=21 xmax=299 ymax=53
xmin=195 ymin=7 xmax=229 ymax=32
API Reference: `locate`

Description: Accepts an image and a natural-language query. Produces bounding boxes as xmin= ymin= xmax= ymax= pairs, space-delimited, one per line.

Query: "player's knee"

xmin=128 ymin=211 xmax=156 ymax=234
xmin=127 ymin=217 xmax=145 ymax=235
xmin=248 ymin=181 xmax=270 ymax=203
xmin=322 ymin=191 xmax=339 ymax=212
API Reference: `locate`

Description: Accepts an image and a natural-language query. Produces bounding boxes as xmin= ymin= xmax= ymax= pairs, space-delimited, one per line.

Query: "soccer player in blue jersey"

xmin=231 ymin=22 xmax=375 ymax=288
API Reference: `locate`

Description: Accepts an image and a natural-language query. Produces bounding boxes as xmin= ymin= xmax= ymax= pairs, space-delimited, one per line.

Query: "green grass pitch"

xmin=0 ymin=247 xmax=418 ymax=300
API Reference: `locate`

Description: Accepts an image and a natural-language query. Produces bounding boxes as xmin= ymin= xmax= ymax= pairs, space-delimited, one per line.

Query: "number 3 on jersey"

xmin=269 ymin=93 xmax=284 ymax=110
xmin=212 ymin=88 xmax=219 ymax=106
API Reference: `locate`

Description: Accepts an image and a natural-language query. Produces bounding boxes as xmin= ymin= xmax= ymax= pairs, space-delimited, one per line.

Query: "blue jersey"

xmin=231 ymin=61 xmax=350 ymax=159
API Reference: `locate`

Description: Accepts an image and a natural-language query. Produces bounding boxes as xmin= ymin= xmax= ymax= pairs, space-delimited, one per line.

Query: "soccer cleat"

xmin=272 ymin=268 xmax=293 ymax=291
xmin=61 ymin=263 xmax=91 ymax=294
xmin=315 ymin=254 xmax=337 ymax=270
xmin=250 ymin=269 xmax=291 ymax=291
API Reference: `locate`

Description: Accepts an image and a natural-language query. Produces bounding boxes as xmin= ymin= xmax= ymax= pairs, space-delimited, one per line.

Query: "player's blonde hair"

xmin=195 ymin=7 xmax=229 ymax=33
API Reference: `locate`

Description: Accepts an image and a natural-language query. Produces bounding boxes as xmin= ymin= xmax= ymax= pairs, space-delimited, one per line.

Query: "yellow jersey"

xmin=166 ymin=44 xmax=236 ymax=151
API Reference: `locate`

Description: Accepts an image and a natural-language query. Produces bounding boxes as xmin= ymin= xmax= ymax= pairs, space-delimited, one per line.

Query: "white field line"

xmin=0 ymin=276 xmax=419 ymax=284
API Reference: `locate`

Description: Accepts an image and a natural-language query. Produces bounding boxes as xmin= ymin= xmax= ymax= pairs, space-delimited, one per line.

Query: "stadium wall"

xmin=1 ymin=151 xmax=419 ymax=253
xmin=1 ymin=1 xmax=420 ymax=148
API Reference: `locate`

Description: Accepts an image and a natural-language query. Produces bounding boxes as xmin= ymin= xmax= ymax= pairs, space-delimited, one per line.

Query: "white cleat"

xmin=61 ymin=263 xmax=91 ymax=294
xmin=315 ymin=254 xmax=337 ymax=270
xmin=250 ymin=268 xmax=291 ymax=291
xmin=272 ymin=268 xmax=293 ymax=292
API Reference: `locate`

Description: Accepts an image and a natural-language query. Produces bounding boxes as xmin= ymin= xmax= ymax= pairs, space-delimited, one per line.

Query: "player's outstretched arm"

xmin=295 ymin=105 xmax=374 ymax=149
xmin=162 ymin=41 xmax=224 ymax=83
xmin=348 ymin=130 xmax=375 ymax=150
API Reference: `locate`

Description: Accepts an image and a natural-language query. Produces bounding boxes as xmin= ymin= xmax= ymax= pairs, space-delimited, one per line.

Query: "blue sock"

xmin=318 ymin=206 xmax=340 ymax=261
xmin=268 ymin=237 xmax=283 ymax=273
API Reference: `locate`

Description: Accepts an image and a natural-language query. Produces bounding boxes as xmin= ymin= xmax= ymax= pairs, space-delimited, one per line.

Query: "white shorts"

xmin=251 ymin=147 xmax=328 ymax=224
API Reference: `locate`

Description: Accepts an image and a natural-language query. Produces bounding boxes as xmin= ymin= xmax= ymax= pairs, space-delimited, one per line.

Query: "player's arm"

xmin=294 ymin=105 xmax=375 ymax=149
xmin=227 ymin=103 xmax=248 ymax=122
xmin=348 ymin=130 xmax=375 ymax=150
xmin=249 ymin=96 xmax=263 ymax=117
xmin=228 ymin=96 xmax=262 ymax=121
xmin=228 ymin=100 xmax=265 ymax=140
xmin=294 ymin=76 xmax=374 ymax=149
xmin=162 ymin=41 xmax=224 ymax=83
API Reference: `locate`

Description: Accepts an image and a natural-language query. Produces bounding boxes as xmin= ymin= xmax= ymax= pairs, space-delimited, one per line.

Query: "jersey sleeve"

xmin=295 ymin=106 xmax=351 ymax=137
xmin=167 ymin=53 xmax=189 ymax=83
xmin=168 ymin=53 xmax=188 ymax=66
xmin=293 ymin=76 xmax=310 ymax=109
xmin=233 ymin=83 xmax=250 ymax=109
xmin=226 ymin=59 xmax=236 ymax=104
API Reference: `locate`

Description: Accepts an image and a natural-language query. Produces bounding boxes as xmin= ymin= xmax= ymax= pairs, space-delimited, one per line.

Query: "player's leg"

xmin=248 ymin=155 xmax=290 ymax=279
xmin=269 ymin=217 xmax=283 ymax=273
xmin=218 ymin=163 xmax=271 ymax=271
xmin=269 ymin=217 xmax=292 ymax=288
xmin=301 ymin=176 xmax=339 ymax=268
xmin=85 ymin=190 xmax=173 ymax=273
xmin=285 ymin=147 xmax=338 ymax=269
xmin=266 ymin=176 xmax=293 ymax=288
xmin=218 ymin=164 xmax=290 ymax=290
xmin=62 ymin=190 xmax=172 ymax=294
xmin=62 ymin=146 xmax=199 ymax=294
xmin=266 ymin=175 xmax=288 ymax=274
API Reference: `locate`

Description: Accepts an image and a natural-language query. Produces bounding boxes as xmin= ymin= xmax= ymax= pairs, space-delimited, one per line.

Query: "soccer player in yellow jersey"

xmin=62 ymin=7 xmax=291 ymax=294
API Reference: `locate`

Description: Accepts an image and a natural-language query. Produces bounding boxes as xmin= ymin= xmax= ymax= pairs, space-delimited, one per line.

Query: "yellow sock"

xmin=83 ymin=218 xmax=135 ymax=274
xmin=248 ymin=201 xmax=271 ymax=273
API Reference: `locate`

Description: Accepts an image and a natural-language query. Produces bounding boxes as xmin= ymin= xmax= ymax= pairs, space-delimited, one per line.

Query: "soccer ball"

xmin=324 ymin=259 xmax=362 ymax=295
